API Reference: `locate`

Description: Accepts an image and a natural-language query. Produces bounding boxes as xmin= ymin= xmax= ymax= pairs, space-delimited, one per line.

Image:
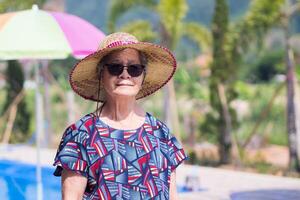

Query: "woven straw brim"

xmin=69 ymin=42 xmax=176 ymax=102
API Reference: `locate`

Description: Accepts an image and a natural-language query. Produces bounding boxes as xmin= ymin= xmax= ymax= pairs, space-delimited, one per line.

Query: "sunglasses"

xmin=105 ymin=63 xmax=145 ymax=77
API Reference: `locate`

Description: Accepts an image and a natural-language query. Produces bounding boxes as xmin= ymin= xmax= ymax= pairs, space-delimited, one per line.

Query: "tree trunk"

xmin=294 ymin=78 xmax=300 ymax=162
xmin=284 ymin=14 xmax=300 ymax=171
xmin=217 ymin=83 xmax=232 ymax=163
xmin=242 ymin=82 xmax=285 ymax=148
xmin=160 ymin=23 xmax=181 ymax=140
xmin=1 ymin=90 xmax=25 ymax=144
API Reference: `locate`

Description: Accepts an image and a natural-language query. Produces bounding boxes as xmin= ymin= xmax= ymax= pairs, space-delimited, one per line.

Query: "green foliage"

xmin=23 ymin=89 xmax=35 ymax=135
xmin=210 ymin=0 xmax=233 ymax=124
xmin=296 ymin=63 xmax=300 ymax=80
xmin=49 ymin=57 xmax=76 ymax=91
xmin=175 ymin=67 xmax=191 ymax=84
xmin=0 ymin=89 xmax=6 ymax=133
xmin=174 ymin=66 xmax=208 ymax=100
xmin=208 ymin=0 xmax=285 ymax=163
xmin=186 ymin=149 xmax=198 ymax=165
xmin=108 ymin=0 xmax=211 ymax=54
xmin=0 ymin=0 xmax=46 ymax=12
xmin=108 ymin=0 xmax=156 ymax=32
xmin=211 ymin=0 xmax=230 ymax=83
xmin=140 ymin=91 xmax=164 ymax=118
xmin=158 ymin=0 xmax=188 ymax=48
xmin=51 ymin=93 xmax=68 ymax=135
xmin=235 ymin=83 xmax=287 ymax=146
xmin=11 ymin=89 xmax=35 ymax=143
xmin=199 ymin=112 xmax=219 ymax=143
xmin=67 ymin=0 xmax=250 ymax=34
xmin=229 ymin=0 xmax=285 ymax=61
xmin=235 ymin=81 xmax=256 ymax=100
xmin=2 ymin=61 xmax=31 ymax=143
xmin=0 ymin=89 xmax=6 ymax=110
xmin=211 ymin=0 xmax=285 ymax=118
xmin=119 ymin=20 xmax=157 ymax=42
xmin=254 ymin=85 xmax=285 ymax=141
xmin=249 ymin=50 xmax=285 ymax=82
xmin=182 ymin=22 xmax=212 ymax=52
xmin=3 ymin=61 xmax=24 ymax=106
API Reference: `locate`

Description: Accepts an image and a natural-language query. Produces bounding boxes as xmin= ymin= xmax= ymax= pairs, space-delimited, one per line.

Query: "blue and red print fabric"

xmin=53 ymin=112 xmax=187 ymax=200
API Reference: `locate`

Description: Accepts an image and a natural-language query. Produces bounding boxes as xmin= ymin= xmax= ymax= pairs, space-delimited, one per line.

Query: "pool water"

xmin=0 ymin=160 xmax=190 ymax=200
xmin=0 ymin=160 xmax=60 ymax=200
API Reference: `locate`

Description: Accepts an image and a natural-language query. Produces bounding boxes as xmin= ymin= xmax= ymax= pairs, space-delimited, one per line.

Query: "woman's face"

xmin=101 ymin=48 xmax=145 ymax=100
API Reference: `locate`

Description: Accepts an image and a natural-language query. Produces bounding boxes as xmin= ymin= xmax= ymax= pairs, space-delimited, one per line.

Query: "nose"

xmin=119 ymin=67 xmax=131 ymax=79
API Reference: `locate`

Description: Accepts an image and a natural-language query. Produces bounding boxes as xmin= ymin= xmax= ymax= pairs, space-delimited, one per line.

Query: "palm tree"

xmin=230 ymin=0 xmax=300 ymax=171
xmin=210 ymin=0 xmax=285 ymax=164
xmin=210 ymin=0 xmax=232 ymax=164
xmin=108 ymin=0 xmax=211 ymax=140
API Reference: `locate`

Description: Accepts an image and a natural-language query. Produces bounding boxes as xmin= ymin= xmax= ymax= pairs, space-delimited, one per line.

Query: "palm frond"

xmin=108 ymin=0 xmax=156 ymax=32
xmin=118 ymin=20 xmax=157 ymax=42
xmin=229 ymin=0 xmax=285 ymax=58
xmin=183 ymin=22 xmax=212 ymax=52
xmin=157 ymin=0 xmax=188 ymax=48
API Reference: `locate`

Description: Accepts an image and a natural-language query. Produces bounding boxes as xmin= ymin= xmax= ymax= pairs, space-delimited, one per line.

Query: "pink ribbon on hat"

xmin=107 ymin=41 xmax=137 ymax=48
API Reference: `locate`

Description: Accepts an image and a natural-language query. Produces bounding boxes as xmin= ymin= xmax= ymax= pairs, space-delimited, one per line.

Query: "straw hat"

xmin=69 ymin=32 xmax=177 ymax=102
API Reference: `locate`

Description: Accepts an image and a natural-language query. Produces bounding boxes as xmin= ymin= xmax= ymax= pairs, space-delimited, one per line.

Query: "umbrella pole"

xmin=34 ymin=61 xmax=43 ymax=200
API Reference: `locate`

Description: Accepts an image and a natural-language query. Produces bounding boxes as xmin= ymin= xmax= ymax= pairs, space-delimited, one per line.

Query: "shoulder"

xmin=61 ymin=113 xmax=95 ymax=145
xmin=146 ymin=112 xmax=167 ymax=129
xmin=146 ymin=112 xmax=172 ymax=140
xmin=73 ymin=113 xmax=96 ymax=132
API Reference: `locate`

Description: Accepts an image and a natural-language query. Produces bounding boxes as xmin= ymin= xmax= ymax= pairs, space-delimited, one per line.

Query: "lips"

xmin=116 ymin=83 xmax=133 ymax=86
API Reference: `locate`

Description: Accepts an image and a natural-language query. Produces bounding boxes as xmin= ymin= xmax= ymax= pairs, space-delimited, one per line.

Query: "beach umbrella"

xmin=0 ymin=5 xmax=105 ymax=200
xmin=0 ymin=5 xmax=104 ymax=59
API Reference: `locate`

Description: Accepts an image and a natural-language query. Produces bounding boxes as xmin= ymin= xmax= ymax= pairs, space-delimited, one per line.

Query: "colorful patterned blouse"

xmin=53 ymin=112 xmax=187 ymax=200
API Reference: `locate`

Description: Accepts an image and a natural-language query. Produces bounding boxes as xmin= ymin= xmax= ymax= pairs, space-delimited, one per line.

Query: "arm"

xmin=170 ymin=170 xmax=179 ymax=200
xmin=61 ymin=169 xmax=88 ymax=200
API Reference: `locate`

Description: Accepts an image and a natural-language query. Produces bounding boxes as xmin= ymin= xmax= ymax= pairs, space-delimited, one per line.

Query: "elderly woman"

xmin=53 ymin=32 xmax=187 ymax=200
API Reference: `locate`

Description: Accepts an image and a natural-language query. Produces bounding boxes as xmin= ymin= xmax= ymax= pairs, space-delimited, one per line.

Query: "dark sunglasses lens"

xmin=107 ymin=64 xmax=123 ymax=76
xmin=127 ymin=65 xmax=144 ymax=77
xmin=106 ymin=64 xmax=144 ymax=77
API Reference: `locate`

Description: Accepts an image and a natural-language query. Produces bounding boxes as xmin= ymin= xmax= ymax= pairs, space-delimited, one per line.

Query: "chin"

xmin=113 ymin=89 xmax=139 ymax=98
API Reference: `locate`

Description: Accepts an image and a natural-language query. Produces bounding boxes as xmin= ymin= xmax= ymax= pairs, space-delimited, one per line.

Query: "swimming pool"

xmin=0 ymin=159 xmax=192 ymax=200
xmin=0 ymin=160 xmax=60 ymax=200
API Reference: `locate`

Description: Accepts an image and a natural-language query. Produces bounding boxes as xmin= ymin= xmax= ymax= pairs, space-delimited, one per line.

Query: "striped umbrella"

xmin=0 ymin=4 xmax=105 ymax=59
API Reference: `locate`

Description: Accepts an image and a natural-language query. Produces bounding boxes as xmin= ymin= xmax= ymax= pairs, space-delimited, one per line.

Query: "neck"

xmin=101 ymin=96 xmax=138 ymax=121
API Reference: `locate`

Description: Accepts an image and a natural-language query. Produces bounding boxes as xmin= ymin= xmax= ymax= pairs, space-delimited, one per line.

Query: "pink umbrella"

xmin=50 ymin=11 xmax=105 ymax=58
xmin=0 ymin=4 xmax=105 ymax=59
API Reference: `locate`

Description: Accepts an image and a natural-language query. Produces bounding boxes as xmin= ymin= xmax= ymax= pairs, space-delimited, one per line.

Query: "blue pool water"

xmin=0 ymin=160 xmax=60 ymax=200
xmin=0 ymin=159 xmax=192 ymax=200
